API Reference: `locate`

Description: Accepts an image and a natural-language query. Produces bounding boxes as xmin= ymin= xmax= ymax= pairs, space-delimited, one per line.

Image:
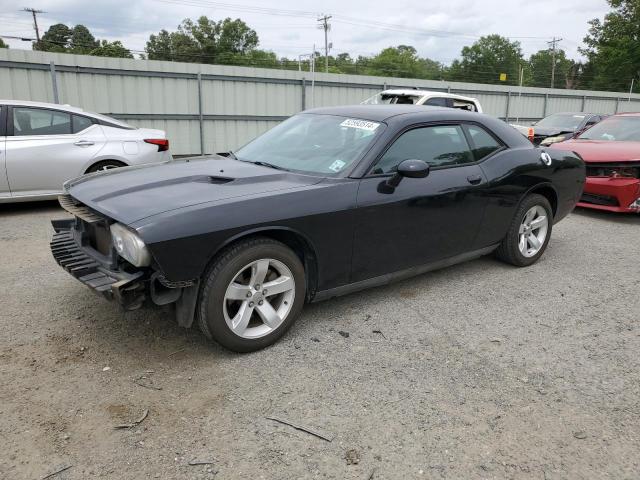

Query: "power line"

xmin=22 ymin=7 xmax=44 ymax=42
xmin=317 ymin=14 xmax=331 ymax=73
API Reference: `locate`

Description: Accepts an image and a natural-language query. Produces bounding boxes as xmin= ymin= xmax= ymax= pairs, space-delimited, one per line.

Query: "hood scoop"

xmin=92 ymin=175 xmax=234 ymax=202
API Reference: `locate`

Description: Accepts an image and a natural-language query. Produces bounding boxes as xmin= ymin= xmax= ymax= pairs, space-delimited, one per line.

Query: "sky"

xmin=0 ymin=0 xmax=610 ymax=64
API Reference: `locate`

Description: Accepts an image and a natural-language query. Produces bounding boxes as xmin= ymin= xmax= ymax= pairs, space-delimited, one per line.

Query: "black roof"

xmin=303 ymin=104 xmax=531 ymax=148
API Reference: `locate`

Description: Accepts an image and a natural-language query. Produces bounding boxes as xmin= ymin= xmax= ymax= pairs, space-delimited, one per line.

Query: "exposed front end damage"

xmin=578 ymin=163 xmax=640 ymax=213
xmin=51 ymin=195 xmax=199 ymax=326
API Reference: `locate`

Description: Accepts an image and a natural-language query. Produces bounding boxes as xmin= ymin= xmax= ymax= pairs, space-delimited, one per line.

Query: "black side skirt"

xmin=312 ymin=244 xmax=499 ymax=302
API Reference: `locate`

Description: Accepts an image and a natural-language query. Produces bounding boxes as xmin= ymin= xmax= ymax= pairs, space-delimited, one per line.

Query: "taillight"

xmin=527 ymin=127 xmax=535 ymax=143
xmin=144 ymin=138 xmax=169 ymax=152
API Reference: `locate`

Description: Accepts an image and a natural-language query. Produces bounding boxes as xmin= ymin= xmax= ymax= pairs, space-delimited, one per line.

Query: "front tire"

xmin=198 ymin=237 xmax=306 ymax=352
xmin=495 ymin=193 xmax=553 ymax=267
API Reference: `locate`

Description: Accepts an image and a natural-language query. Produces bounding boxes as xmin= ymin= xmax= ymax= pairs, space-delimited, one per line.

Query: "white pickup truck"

xmin=362 ymin=89 xmax=483 ymax=113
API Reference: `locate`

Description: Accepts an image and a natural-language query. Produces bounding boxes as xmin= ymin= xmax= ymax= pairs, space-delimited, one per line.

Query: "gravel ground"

xmin=1 ymin=201 xmax=639 ymax=480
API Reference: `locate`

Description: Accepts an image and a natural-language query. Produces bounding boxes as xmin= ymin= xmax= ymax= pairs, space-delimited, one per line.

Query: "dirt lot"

xmin=1 ymin=202 xmax=639 ymax=480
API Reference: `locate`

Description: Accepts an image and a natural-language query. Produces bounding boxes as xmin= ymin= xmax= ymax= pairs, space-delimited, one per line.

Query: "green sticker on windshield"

xmin=340 ymin=119 xmax=380 ymax=131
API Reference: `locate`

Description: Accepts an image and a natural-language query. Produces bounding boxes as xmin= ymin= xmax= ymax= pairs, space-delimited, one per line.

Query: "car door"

xmin=0 ymin=105 xmax=9 ymax=199
xmin=351 ymin=123 xmax=489 ymax=282
xmin=5 ymin=106 xmax=107 ymax=197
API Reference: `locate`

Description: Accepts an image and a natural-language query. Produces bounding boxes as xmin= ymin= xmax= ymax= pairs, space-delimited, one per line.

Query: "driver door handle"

xmin=74 ymin=140 xmax=94 ymax=147
xmin=466 ymin=174 xmax=482 ymax=185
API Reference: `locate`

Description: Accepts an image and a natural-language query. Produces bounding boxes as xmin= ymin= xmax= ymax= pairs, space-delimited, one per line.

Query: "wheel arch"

xmin=84 ymin=159 xmax=129 ymax=174
xmin=524 ymin=182 xmax=558 ymax=218
xmin=208 ymin=227 xmax=320 ymax=301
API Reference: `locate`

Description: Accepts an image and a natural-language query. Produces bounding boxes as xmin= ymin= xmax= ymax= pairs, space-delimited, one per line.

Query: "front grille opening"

xmin=580 ymin=192 xmax=619 ymax=206
xmin=586 ymin=165 xmax=640 ymax=178
xmin=80 ymin=219 xmax=112 ymax=256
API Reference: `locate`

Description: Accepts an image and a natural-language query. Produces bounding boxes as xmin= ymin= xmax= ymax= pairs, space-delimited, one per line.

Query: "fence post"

xmin=383 ymin=82 xmax=387 ymax=91
xmin=543 ymin=93 xmax=549 ymax=117
xmin=301 ymin=77 xmax=306 ymax=111
xmin=49 ymin=61 xmax=59 ymax=104
xmin=615 ymin=97 xmax=620 ymax=113
xmin=505 ymin=91 xmax=511 ymax=122
xmin=447 ymin=85 xmax=451 ymax=94
xmin=197 ymin=72 xmax=204 ymax=156
xmin=581 ymin=95 xmax=586 ymax=112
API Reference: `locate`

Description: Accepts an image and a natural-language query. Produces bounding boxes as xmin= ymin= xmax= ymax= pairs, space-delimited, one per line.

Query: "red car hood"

xmin=550 ymin=140 xmax=640 ymax=163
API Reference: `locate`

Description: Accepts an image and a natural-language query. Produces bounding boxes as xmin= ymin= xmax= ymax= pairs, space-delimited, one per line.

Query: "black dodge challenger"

xmin=51 ymin=105 xmax=585 ymax=352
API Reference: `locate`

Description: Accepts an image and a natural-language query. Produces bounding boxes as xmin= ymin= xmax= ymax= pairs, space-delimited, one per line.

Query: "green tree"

xmin=0 ymin=38 xmax=8 ymax=48
xmin=33 ymin=23 xmax=131 ymax=59
xmin=33 ymin=23 xmax=71 ymax=52
xmin=447 ymin=35 xmax=524 ymax=85
xmin=363 ymin=45 xmax=443 ymax=79
xmin=529 ymin=49 xmax=575 ymax=88
xmin=69 ymin=25 xmax=99 ymax=54
xmin=145 ymin=16 xmax=262 ymax=64
xmin=582 ymin=0 xmax=640 ymax=92
xmin=90 ymin=40 xmax=133 ymax=58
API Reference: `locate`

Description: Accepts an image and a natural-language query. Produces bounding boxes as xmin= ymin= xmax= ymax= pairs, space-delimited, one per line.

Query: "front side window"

xmin=13 ymin=107 xmax=71 ymax=136
xmin=235 ymin=114 xmax=382 ymax=175
xmin=466 ymin=125 xmax=502 ymax=160
xmin=373 ymin=125 xmax=474 ymax=174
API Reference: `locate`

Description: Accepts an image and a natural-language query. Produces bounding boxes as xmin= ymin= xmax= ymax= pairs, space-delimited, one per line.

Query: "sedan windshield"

xmin=536 ymin=114 xmax=585 ymax=130
xmin=579 ymin=116 xmax=640 ymax=141
xmin=235 ymin=114 xmax=382 ymax=175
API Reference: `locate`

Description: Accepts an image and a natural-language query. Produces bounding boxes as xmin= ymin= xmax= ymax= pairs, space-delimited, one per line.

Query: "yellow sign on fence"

xmin=499 ymin=73 xmax=507 ymax=81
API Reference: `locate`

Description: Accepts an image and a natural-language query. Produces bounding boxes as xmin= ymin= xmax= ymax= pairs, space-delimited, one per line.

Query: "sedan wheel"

xmin=518 ymin=205 xmax=548 ymax=258
xmin=86 ymin=160 xmax=126 ymax=173
xmin=223 ymin=258 xmax=296 ymax=339
xmin=495 ymin=193 xmax=553 ymax=267
xmin=198 ymin=237 xmax=306 ymax=352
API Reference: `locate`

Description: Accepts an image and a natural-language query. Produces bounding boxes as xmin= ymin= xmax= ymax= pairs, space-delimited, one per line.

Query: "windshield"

xmin=579 ymin=116 xmax=640 ymax=141
xmin=362 ymin=93 xmax=422 ymax=105
xmin=235 ymin=114 xmax=382 ymax=175
xmin=536 ymin=114 xmax=585 ymax=130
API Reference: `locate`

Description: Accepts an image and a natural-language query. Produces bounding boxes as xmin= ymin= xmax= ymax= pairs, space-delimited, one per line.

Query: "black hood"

xmin=66 ymin=156 xmax=323 ymax=225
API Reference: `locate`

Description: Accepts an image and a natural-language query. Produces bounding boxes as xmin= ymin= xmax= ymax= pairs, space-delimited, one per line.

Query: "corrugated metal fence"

xmin=2 ymin=49 xmax=640 ymax=156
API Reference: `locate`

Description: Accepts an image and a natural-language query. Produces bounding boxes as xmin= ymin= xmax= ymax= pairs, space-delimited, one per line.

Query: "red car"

xmin=550 ymin=113 xmax=640 ymax=213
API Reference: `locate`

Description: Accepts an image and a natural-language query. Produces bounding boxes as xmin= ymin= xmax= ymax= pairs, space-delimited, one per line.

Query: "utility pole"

xmin=23 ymin=7 xmax=45 ymax=42
xmin=317 ymin=14 xmax=331 ymax=73
xmin=547 ymin=37 xmax=562 ymax=89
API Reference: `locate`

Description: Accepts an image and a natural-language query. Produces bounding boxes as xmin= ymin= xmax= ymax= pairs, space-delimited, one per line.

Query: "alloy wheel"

xmin=518 ymin=205 xmax=549 ymax=258
xmin=223 ymin=258 xmax=296 ymax=339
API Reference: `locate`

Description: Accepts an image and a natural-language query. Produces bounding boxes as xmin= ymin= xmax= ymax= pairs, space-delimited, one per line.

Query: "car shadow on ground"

xmin=65 ymin=253 xmax=498 ymax=363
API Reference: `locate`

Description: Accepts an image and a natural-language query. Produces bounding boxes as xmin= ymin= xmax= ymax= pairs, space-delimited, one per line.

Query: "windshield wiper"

xmin=251 ymin=161 xmax=289 ymax=171
xmin=226 ymin=150 xmax=238 ymax=159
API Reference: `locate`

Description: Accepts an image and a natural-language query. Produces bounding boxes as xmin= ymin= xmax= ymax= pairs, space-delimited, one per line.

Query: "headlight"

xmin=540 ymin=135 xmax=566 ymax=146
xmin=110 ymin=223 xmax=151 ymax=267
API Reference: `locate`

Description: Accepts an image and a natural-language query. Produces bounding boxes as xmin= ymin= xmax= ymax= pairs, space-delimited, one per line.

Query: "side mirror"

xmin=385 ymin=159 xmax=430 ymax=189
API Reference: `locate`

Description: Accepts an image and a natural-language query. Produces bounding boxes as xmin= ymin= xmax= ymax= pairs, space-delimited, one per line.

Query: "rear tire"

xmin=86 ymin=160 xmax=126 ymax=173
xmin=495 ymin=193 xmax=553 ymax=267
xmin=198 ymin=237 xmax=306 ymax=353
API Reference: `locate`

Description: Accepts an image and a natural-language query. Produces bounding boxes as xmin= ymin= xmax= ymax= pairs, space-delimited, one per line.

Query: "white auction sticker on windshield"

xmin=340 ymin=119 xmax=380 ymax=131
xmin=329 ymin=159 xmax=346 ymax=172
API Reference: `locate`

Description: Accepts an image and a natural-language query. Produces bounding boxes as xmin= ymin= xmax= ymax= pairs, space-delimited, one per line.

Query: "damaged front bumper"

xmin=50 ymin=219 xmax=146 ymax=310
xmin=577 ymin=176 xmax=640 ymax=213
xmin=50 ymin=216 xmax=199 ymax=326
